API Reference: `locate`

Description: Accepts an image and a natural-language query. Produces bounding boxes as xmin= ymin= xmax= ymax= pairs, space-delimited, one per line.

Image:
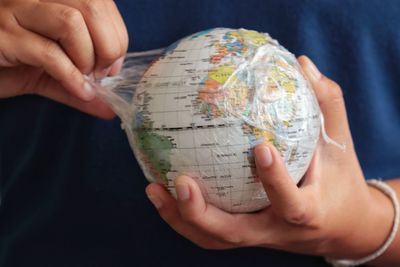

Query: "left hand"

xmin=145 ymin=56 xmax=394 ymax=259
xmin=0 ymin=0 xmax=129 ymax=119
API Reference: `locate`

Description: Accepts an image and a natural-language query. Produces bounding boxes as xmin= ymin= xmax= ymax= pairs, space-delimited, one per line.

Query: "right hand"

xmin=0 ymin=0 xmax=129 ymax=119
xmin=145 ymin=56 xmax=397 ymax=263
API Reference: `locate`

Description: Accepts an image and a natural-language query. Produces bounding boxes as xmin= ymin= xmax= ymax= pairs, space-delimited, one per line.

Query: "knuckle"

xmin=80 ymin=0 xmax=102 ymax=17
xmin=77 ymin=60 xmax=94 ymax=75
xmin=321 ymin=76 xmax=344 ymax=101
xmin=67 ymin=65 xmax=82 ymax=79
xmin=42 ymin=41 xmax=61 ymax=62
xmin=283 ymin=205 xmax=309 ymax=225
xmin=262 ymin=178 xmax=284 ymax=194
xmin=99 ymin=45 xmax=124 ymax=65
xmin=59 ymin=8 xmax=84 ymax=34
xmin=258 ymin=165 xmax=271 ymax=174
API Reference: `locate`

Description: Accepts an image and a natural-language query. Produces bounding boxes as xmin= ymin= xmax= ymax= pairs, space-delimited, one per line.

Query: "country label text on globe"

xmin=131 ymin=28 xmax=321 ymax=213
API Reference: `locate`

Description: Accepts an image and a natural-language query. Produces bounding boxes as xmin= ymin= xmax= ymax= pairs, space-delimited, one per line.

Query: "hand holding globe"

xmin=145 ymin=56 xmax=395 ymax=262
xmin=98 ymin=28 xmax=398 ymax=264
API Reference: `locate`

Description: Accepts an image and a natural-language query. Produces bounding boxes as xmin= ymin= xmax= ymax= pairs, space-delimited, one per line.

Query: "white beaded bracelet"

xmin=326 ymin=179 xmax=400 ymax=267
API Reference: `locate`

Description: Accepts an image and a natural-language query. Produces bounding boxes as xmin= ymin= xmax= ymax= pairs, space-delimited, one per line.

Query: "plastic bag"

xmin=95 ymin=28 xmax=340 ymax=213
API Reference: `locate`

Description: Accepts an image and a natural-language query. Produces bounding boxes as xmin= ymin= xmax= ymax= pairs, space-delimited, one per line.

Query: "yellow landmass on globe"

xmin=268 ymin=68 xmax=296 ymax=95
xmin=238 ymin=29 xmax=270 ymax=46
xmin=208 ymin=64 xmax=235 ymax=84
xmin=252 ymin=127 xmax=275 ymax=142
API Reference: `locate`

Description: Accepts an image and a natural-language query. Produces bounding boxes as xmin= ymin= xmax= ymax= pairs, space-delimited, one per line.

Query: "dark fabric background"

xmin=0 ymin=0 xmax=399 ymax=266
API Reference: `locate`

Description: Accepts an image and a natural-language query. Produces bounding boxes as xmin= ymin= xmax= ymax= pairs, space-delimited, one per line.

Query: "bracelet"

xmin=326 ymin=179 xmax=400 ymax=267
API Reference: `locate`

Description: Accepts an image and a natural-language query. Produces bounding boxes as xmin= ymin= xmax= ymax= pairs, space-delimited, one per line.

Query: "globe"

xmin=129 ymin=28 xmax=321 ymax=213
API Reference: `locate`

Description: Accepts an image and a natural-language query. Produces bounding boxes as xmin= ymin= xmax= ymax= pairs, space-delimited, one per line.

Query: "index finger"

xmin=298 ymin=55 xmax=350 ymax=145
xmin=44 ymin=0 xmax=128 ymax=78
xmin=12 ymin=28 xmax=95 ymax=101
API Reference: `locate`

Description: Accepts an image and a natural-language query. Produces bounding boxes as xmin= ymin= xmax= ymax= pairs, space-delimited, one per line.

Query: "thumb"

xmin=298 ymin=56 xmax=351 ymax=144
xmin=254 ymin=143 xmax=310 ymax=224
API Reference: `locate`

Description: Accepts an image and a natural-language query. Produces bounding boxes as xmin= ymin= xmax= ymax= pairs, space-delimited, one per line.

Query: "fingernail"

xmin=110 ymin=57 xmax=124 ymax=76
xmin=94 ymin=66 xmax=112 ymax=80
xmin=147 ymin=194 xmax=163 ymax=209
xmin=175 ymin=183 xmax=190 ymax=201
xmin=255 ymin=144 xmax=273 ymax=168
xmin=85 ymin=73 xmax=95 ymax=82
xmin=304 ymin=57 xmax=322 ymax=81
xmin=83 ymin=81 xmax=96 ymax=100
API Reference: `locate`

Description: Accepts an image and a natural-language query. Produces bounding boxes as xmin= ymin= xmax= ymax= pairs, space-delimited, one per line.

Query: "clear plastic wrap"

xmin=96 ymin=28 xmax=328 ymax=213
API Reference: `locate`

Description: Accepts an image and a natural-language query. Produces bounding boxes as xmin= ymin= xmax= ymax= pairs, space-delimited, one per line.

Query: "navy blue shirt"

xmin=0 ymin=1 xmax=399 ymax=266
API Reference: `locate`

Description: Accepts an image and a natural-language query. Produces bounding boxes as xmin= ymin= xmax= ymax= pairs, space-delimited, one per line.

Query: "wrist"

xmin=326 ymin=180 xmax=399 ymax=267
xmin=363 ymin=184 xmax=395 ymax=255
xmin=368 ymin=180 xmax=400 ymax=266
xmin=327 ymin=182 xmax=394 ymax=259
